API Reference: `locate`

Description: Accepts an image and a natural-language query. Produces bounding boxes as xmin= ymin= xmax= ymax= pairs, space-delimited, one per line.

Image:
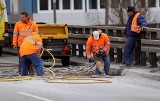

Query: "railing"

xmin=68 ymin=25 xmax=160 ymax=68
xmin=6 ymin=23 xmax=160 ymax=67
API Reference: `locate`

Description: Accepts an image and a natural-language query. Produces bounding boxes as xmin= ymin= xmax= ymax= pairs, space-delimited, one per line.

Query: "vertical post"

xmin=78 ymin=44 xmax=83 ymax=57
xmin=72 ymin=44 xmax=76 ymax=56
xmin=105 ymin=0 xmax=109 ymax=26
xmin=134 ymin=35 xmax=141 ymax=65
xmin=140 ymin=31 xmax=146 ymax=66
xmin=108 ymin=29 xmax=114 ymax=62
xmin=53 ymin=0 xmax=56 ymax=23
xmin=116 ymin=30 xmax=122 ymax=63
xmin=78 ymin=28 xmax=83 ymax=34
xmin=150 ymin=32 xmax=157 ymax=67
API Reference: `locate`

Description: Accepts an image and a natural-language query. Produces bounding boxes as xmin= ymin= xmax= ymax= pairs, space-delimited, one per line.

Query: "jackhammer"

xmin=89 ymin=51 xmax=105 ymax=75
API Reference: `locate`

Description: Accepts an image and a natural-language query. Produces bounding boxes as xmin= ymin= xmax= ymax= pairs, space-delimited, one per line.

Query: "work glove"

xmin=87 ymin=55 xmax=94 ymax=62
xmin=89 ymin=57 xmax=94 ymax=63
xmin=13 ymin=45 xmax=18 ymax=49
xmin=99 ymin=49 xmax=105 ymax=55
xmin=140 ymin=26 xmax=148 ymax=31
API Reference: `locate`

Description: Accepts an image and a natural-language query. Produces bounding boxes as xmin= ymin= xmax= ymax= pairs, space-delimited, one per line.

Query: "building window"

xmin=74 ymin=0 xmax=82 ymax=10
xmin=51 ymin=0 xmax=59 ymax=10
xmin=63 ymin=0 xmax=70 ymax=9
xmin=89 ymin=0 xmax=97 ymax=9
xmin=148 ymin=0 xmax=156 ymax=7
xmin=100 ymin=0 xmax=105 ymax=9
xmin=40 ymin=0 xmax=48 ymax=10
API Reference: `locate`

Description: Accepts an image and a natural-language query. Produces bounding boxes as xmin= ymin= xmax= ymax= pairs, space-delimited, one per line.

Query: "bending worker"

xmin=86 ymin=30 xmax=110 ymax=75
xmin=19 ymin=32 xmax=44 ymax=76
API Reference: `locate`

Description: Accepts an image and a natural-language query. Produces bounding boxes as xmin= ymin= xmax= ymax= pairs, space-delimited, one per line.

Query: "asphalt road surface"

xmin=0 ymin=55 xmax=160 ymax=101
xmin=0 ymin=76 xmax=160 ymax=101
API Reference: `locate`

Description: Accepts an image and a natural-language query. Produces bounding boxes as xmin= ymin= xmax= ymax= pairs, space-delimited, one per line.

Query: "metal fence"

xmin=68 ymin=25 xmax=160 ymax=68
xmin=7 ymin=23 xmax=160 ymax=68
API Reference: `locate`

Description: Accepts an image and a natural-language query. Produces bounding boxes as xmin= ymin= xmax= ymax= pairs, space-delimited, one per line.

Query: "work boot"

xmin=120 ymin=63 xmax=131 ymax=68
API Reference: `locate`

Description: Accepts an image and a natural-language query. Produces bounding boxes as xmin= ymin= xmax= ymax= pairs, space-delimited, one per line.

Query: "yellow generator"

xmin=0 ymin=0 xmax=7 ymax=56
xmin=37 ymin=24 xmax=71 ymax=66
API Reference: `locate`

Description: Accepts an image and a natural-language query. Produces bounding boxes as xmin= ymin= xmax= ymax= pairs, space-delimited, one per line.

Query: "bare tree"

xmin=109 ymin=0 xmax=131 ymax=26
xmin=136 ymin=0 xmax=157 ymax=25
xmin=85 ymin=0 xmax=156 ymax=26
xmin=109 ymin=0 xmax=157 ymax=26
xmin=86 ymin=11 xmax=102 ymax=25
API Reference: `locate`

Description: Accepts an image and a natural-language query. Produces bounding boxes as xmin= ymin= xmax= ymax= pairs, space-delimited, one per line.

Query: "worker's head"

xmin=93 ymin=31 xmax=100 ymax=40
xmin=98 ymin=29 xmax=102 ymax=33
xmin=127 ymin=6 xmax=136 ymax=16
xmin=20 ymin=12 xmax=29 ymax=23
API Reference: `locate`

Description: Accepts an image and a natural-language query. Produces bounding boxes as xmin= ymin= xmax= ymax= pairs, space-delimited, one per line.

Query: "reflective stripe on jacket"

xmin=19 ymin=33 xmax=42 ymax=57
xmin=131 ymin=13 xmax=141 ymax=33
xmin=86 ymin=33 xmax=110 ymax=57
xmin=13 ymin=18 xmax=38 ymax=47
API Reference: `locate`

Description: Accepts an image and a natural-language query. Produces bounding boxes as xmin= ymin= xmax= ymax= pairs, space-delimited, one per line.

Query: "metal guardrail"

xmin=6 ymin=23 xmax=160 ymax=67
xmin=68 ymin=25 xmax=160 ymax=68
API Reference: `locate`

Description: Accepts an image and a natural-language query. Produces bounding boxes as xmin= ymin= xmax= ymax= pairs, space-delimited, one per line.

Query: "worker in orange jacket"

xmin=13 ymin=12 xmax=38 ymax=74
xmin=13 ymin=12 xmax=38 ymax=49
xmin=19 ymin=32 xmax=44 ymax=76
xmin=86 ymin=30 xmax=110 ymax=75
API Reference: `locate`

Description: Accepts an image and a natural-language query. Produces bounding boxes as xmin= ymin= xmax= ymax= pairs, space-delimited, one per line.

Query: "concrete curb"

xmin=122 ymin=68 xmax=160 ymax=81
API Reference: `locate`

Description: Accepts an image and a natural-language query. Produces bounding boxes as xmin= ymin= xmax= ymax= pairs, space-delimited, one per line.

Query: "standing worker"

xmin=86 ymin=30 xmax=110 ymax=75
xmin=19 ymin=32 xmax=44 ymax=76
xmin=120 ymin=6 xmax=148 ymax=67
xmin=12 ymin=12 xmax=38 ymax=73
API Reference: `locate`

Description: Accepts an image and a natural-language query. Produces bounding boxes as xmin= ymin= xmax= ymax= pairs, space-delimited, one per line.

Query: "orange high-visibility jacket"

xmin=86 ymin=33 xmax=110 ymax=57
xmin=13 ymin=18 xmax=38 ymax=47
xmin=131 ymin=12 xmax=141 ymax=33
xmin=19 ymin=32 xmax=42 ymax=57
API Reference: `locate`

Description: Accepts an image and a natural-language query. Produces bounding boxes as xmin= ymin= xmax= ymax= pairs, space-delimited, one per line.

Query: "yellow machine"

xmin=37 ymin=24 xmax=71 ymax=66
xmin=0 ymin=0 xmax=7 ymax=56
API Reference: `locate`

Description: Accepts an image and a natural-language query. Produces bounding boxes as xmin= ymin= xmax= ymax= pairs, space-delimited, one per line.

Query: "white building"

xmin=5 ymin=0 xmax=160 ymax=26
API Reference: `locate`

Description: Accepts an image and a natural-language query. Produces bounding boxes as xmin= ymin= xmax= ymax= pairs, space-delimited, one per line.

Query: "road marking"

xmin=17 ymin=92 xmax=54 ymax=101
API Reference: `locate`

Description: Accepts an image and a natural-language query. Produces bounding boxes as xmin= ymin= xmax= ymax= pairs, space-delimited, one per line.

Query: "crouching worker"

xmin=19 ymin=32 xmax=44 ymax=76
xmin=86 ymin=30 xmax=111 ymax=75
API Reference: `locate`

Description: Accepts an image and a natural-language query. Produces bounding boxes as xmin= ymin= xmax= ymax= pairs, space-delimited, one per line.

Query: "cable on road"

xmin=0 ymin=48 xmax=112 ymax=84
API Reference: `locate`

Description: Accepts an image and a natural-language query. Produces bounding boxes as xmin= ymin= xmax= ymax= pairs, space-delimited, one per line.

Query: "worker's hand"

xmin=87 ymin=55 xmax=91 ymax=60
xmin=87 ymin=55 xmax=94 ymax=63
xmin=140 ymin=26 xmax=148 ymax=31
xmin=13 ymin=46 xmax=17 ymax=49
xmin=89 ymin=57 xmax=94 ymax=63
xmin=99 ymin=49 xmax=105 ymax=55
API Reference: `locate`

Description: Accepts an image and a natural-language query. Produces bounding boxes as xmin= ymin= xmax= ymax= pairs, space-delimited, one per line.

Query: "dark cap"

xmin=127 ymin=6 xmax=135 ymax=12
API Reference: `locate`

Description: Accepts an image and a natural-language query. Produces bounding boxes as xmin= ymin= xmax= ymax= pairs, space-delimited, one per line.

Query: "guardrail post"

xmin=85 ymin=28 xmax=90 ymax=34
xmin=140 ymin=31 xmax=146 ymax=66
xmin=134 ymin=35 xmax=141 ymax=65
xmin=116 ymin=30 xmax=122 ymax=63
xmin=71 ymin=44 xmax=76 ymax=56
xmin=108 ymin=29 xmax=114 ymax=62
xmin=78 ymin=44 xmax=83 ymax=57
xmin=150 ymin=32 xmax=157 ymax=67
xmin=71 ymin=28 xmax=76 ymax=34
xmin=78 ymin=28 xmax=83 ymax=34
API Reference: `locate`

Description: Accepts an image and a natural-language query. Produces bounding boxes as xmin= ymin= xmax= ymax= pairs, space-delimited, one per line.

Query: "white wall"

xmin=33 ymin=11 xmax=106 ymax=25
xmin=10 ymin=0 xmax=19 ymax=14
